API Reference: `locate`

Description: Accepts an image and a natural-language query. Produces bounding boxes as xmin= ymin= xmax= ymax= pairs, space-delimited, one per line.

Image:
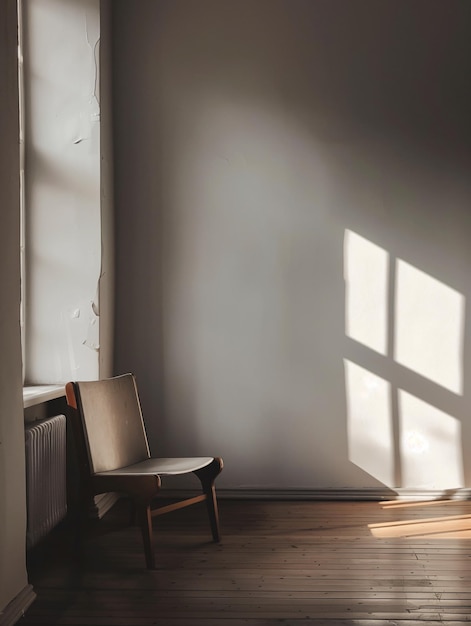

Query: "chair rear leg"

xmin=138 ymin=502 xmax=156 ymax=569
xmin=194 ymin=457 xmax=223 ymax=542
xmin=205 ymin=483 xmax=220 ymax=542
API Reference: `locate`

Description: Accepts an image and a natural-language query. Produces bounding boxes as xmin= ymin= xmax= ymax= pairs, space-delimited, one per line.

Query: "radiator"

xmin=25 ymin=414 xmax=67 ymax=548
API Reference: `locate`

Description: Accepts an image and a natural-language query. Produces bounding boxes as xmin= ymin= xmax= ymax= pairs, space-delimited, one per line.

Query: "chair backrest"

xmin=66 ymin=374 xmax=150 ymax=474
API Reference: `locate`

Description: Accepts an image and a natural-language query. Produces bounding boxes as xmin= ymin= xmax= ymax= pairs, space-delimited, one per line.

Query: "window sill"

xmin=23 ymin=385 xmax=65 ymax=408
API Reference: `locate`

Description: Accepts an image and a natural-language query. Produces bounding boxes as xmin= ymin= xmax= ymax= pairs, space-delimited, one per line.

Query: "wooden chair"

xmin=65 ymin=373 xmax=223 ymax=569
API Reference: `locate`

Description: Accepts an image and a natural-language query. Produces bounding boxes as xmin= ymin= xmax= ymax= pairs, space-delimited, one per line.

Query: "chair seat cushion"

xmin=95 ymin=456 xmax=214 ymax=476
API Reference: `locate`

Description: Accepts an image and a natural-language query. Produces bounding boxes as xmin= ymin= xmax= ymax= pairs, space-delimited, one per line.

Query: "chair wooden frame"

xmin=65 ymin=374 xmax=223 ymax=569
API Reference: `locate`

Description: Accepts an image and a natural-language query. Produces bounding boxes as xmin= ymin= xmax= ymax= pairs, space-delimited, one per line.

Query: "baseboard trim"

xmin=162 ymin=487 xmax=471 ymax=502
xmin=0 ymin=584 xmax=36 ymax=626
xmin=218 ymin=488 xmax=396 ymax=501
xmin=393 ymin=488 xmax=471 ymax=501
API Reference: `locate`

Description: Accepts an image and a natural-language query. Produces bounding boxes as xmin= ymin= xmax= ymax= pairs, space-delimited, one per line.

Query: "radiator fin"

xmin=25 ymin=414 xmax=67 ymax=548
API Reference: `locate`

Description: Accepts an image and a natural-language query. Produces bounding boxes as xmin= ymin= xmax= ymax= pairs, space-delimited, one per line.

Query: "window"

xmin=19 ymin=0 xmax=107 ymax=387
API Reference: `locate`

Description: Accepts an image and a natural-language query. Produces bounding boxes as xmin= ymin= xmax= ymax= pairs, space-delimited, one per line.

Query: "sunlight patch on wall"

xmin=344 ymin=360 xmax=394 ymax=487
xmin=399 ymin=390 xmax=464 ymax=490
xmin=344 ymin=230 xmax=389 ymax=355
xmin=344 ymin=229 xmax=465 ymax=490
xmin=395 ymin=260 xmax=465 ymax=395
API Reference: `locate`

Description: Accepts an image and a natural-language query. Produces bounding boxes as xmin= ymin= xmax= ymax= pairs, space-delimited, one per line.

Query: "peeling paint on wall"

xmin=85 ymin=6 xmax=101 ymax=120
xmin=83 ymin=299 xmax=100 ymax=352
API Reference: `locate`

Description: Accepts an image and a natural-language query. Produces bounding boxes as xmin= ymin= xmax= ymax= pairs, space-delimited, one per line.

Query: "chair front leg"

xmin=137 ymin=501 xmax=156 ymax=570
xmin=194 ymin=457 xmax=223 ymax=542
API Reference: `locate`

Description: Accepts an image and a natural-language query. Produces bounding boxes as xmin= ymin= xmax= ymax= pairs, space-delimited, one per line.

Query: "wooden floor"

xmin=21 ymin=498 xmax=471 ymax=625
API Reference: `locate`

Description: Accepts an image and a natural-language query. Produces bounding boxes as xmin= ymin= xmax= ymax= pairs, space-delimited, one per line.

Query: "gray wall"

xmin=113 ymin=0 xmax=471 ymax=491
xmin=0 ymin=0 xmax=29 ymax=613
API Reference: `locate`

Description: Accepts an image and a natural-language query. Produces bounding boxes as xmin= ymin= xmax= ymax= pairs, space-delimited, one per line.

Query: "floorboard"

xmin=20 ymin=498 xmax=471 ymax=625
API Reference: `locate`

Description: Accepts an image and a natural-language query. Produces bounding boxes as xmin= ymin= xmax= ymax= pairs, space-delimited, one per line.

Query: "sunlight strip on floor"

xmin=368 ymin=513 xmax=471 ymax=538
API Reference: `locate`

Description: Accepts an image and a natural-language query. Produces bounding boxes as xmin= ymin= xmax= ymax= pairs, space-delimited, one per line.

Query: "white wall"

xmin=0 ymin=0 xmax=29 ymax=614
xmin=113 ymin=0 xmax=471 ymax=492
xmin=23 ymin=0 xmax=110 ymax=384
